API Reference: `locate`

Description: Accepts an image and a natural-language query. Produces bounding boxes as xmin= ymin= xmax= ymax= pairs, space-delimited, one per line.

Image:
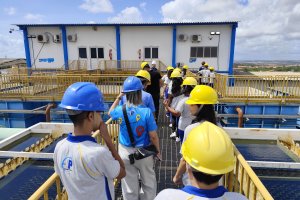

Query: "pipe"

xmin=236 ymin=107 xmax=244 ymax=128
xmin=45 ymin=103 xmax=56 ymax=122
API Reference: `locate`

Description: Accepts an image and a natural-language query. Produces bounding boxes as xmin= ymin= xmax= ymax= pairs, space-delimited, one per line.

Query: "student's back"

xmin=155 ymin=186 xmax=247 ymax=200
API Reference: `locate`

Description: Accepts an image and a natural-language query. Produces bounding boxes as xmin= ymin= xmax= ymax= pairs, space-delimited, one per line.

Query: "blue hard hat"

xmin=123 ymin=76 xmax=143 ymax=93
xmin=59 ymin=82 xmax=105 ymax=111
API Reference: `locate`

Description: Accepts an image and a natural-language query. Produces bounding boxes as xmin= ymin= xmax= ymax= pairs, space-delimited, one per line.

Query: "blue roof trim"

xmin=15 ymin=22 xmax=238 ymax=28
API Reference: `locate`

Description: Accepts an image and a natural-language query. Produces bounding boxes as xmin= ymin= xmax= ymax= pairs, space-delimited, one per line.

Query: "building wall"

xmin=25 ymin=24 xmax=233 ymax=72
xmin=120 ymin=26 xmax=173 ymax=67
xmin=176 ymin=25 xmax=232 ymax=71
xmin=67 ymin=26 xmax=116 ymax=70
xmin=27 ymin=27 xmax=64 ymax=69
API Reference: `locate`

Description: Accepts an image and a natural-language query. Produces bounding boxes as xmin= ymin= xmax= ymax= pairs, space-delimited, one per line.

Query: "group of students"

xmin=53 ymin=62 xmax=247 ymax=200
xmin=198 ymin=61 xmax=216 ymax=87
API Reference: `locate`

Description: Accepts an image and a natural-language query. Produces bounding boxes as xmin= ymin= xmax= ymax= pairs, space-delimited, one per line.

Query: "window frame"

xmin=144 ymin=46 xmax=159 ymax=59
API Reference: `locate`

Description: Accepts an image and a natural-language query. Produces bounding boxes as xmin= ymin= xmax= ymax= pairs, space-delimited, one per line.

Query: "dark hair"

xmin=167 ymin=70 xmax=173 ymax=78
xmin=201 ymin=61 xmax=206 ymax=65
xmin=137 ymin=76 xmax=148 ymax=87
xmin=182 ymin=85 xmax=194 ymax=95
xmin=182 ymin=69 xmax=187 ymax=76
xmin=69 ymin=111 xmax=91 ymax=126
xmin=192 ymin=171 xmax=223 ymax=185
xmin=171 ymin=77 xmax=183 ymax=96
xmin=192 ymin=104 xmax=217 ymax=125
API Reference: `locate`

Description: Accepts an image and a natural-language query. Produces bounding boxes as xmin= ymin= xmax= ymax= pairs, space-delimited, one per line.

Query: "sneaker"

xmin=169 ymin=123 xmax=172 ymax=128
xmin=170 ymin=132 xmax=176 ymax=138
xmin=175 ymin=137 xmax=181 ymax=142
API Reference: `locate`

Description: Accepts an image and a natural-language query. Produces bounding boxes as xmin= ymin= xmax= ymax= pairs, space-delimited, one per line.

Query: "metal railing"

xmin=29 ymin=121 xmax=273 ymax=200
xmin=223 ymin=146 xmax=274 ymax=200
xmin=98 ymin=60 xmax=167 ymax=72
xmin=28 ymin=119 xmax=120 ymax=200
xmin=214 ymin=74 xmax=300 ymax=103
xmin=0 ymin=74 xmax=128 ymax=101
xmin=1 ymin=72 xmax=299 ymax=103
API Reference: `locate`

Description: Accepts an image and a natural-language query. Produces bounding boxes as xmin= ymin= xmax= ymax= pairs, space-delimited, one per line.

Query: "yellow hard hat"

xmin=182 ymin=121 xmax=235 ymax=175
xmin=209 ymin=66 xmax=214 ymax=71
xmin=136 ymin=70 xmax=151 ymax=82
xmin=170 ymin=70 xmax=182 ymax=78
xmin=185 ymin=85 xmax=218 ymax=104
xmin=167 ymin=66 xmax=174 ymax=71
xmin=182 ymin=77 xmax=197 ymax=86
xmin=173 ymin=68 xmax=182 ymax=72
xmin=204 ymin=63 xmax=209 ymax=67
xmin=141 ymin=61 xmax=150 ymax=69
xmin=183 ymin=65 xmax=189 ymax=70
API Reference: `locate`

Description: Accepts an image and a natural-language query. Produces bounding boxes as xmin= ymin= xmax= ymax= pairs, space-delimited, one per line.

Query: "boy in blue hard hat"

xmin=54 ymin=82 xmax=125 ymax=200
xmin=109 ymin=76 xmax=160 ymax=200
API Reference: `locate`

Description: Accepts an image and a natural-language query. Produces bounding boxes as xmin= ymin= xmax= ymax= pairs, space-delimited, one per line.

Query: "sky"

xmin=0 ymin=0 xmax=300 ymax=60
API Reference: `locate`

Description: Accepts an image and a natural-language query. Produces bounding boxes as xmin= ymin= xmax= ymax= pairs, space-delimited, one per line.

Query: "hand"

xmin=155 ymin=152 xmax=162 ymax=161
xmin=173 ymin=174 xmax=183 ymax=185
xmin=163 ymin=99 xmax=169 ymax=107
xmin=117 ymin=92 xmax=124 ymax=99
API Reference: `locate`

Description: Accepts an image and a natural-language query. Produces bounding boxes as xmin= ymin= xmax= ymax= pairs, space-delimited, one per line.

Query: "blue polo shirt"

xmin=110 ymin=105 xmax=157 ymax=147
xmin=119 ymin=90 xmax=156 ymax=113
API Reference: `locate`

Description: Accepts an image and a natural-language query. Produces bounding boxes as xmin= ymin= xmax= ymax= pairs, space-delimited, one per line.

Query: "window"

xmin=90 ymin=47 xmax=104 ymax=59
xmin=144 ymin=47 xmax=159 ymax=59
xmin=79 ymin=48 xmax=87 ymax=58
xmin=98 ymin=48 xmax=104 ymax=58
xmin=190 ymin=47 xmax=218 ymax=58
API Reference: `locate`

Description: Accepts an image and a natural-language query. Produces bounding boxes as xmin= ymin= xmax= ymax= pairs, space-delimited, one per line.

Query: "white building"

xmin=16 ymin=22 xmax=238 ymax=74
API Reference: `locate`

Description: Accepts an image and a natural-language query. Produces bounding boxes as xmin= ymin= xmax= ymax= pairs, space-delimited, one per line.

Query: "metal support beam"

xmin=0 ymin=151 xmax=53 ymax=159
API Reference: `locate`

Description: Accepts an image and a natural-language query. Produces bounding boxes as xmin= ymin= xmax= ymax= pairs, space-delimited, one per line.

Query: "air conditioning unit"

xmin=178 ymin=34 xmax=188 ymax=41
xmin=53 ymin=34 xmax=61 ymax=43
xmin=191 ymin=34 xmax=202 ymax=43
xmin=37 ymin=34 xmax=49 ymax=43
xmin=67 ymin=34 xmax=77 ymax=42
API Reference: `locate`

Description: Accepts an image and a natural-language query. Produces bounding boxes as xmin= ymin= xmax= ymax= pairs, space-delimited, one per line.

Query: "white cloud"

xmin=0 ymin=34 xmax=24 ymax=58
xmin=24 ymin=13 xmax=44 ymax=22
xmin=108 ymin=7 xmax=143 ymax=23
xmin=87 ymin=21 xmax=96 ymax=24
xmin=79 ymin=0 xmax=113 ymax=13
xmin=4 ymin=7 xmax=16 ymax=15
xmin=161 ymin=0 xmax=300 ymax=60
xmin=139 ymin=2 xmax=147 ymax=11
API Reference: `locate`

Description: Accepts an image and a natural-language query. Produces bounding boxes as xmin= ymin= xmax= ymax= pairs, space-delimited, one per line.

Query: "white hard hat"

xmin=152 ymin=60 xmax=157 ymax=65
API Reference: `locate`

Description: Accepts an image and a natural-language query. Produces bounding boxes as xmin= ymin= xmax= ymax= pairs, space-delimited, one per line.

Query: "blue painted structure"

xmin=60 ymin=25 xmax=69 ymax=70
xmin=172 ymin=25 xmax=177 ymax=67
xmin=220 ymin=104 xmax=299 ymax=128
xmin=21 ymin=27 xmax=32 ymax=69
xmin=228 ymin=23 xmax=237 ymax=76
xmin=0 ymin=101 xmax=113 ymax=128
xmin=115 ymin=25 xmax=121 ymax=69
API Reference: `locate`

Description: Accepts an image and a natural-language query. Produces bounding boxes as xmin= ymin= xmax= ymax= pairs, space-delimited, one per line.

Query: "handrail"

xmin=223 ymin=146 xmax=274 ymax=200
xmin=28 ymin=118 xmax=118 ymax=200
xmin=1 ymin=71 xmax=299 ymax=103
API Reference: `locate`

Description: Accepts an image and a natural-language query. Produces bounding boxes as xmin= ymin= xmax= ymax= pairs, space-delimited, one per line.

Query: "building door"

xmin=90 ymin=47 xmax=104 ymax=70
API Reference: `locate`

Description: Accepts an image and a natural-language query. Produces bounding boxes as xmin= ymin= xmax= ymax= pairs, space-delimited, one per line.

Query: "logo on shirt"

xmin=118 ymin=117 xmax=122 ymax=124
xmin=61 ymin=157 xmax=73 ymax=171
xmin=136 ymin=126 xmax=145 ymax=137
xmin=136 ymin=114 xmax=141 ymax=122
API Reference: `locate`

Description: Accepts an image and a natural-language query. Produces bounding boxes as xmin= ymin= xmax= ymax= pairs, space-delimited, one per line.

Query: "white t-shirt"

xmin=210 ymin=72 xmax=215 ymax=84
xmin=167 ymin=80 xmax=173 ymax=94
xmin=54 ymin=134 xmax=120 ymax=200
xmin=162 ymin=74 xmax=167 ymax=83
xmin=200 ymin=69 xmax=210 ymax=83
xmin=175 ymin=96 xmax=195 ymax=130
xmin=170 ymin=94 xmax=183 ymax=109
xmin=155 ymin=187 xmax=247 ymax=200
